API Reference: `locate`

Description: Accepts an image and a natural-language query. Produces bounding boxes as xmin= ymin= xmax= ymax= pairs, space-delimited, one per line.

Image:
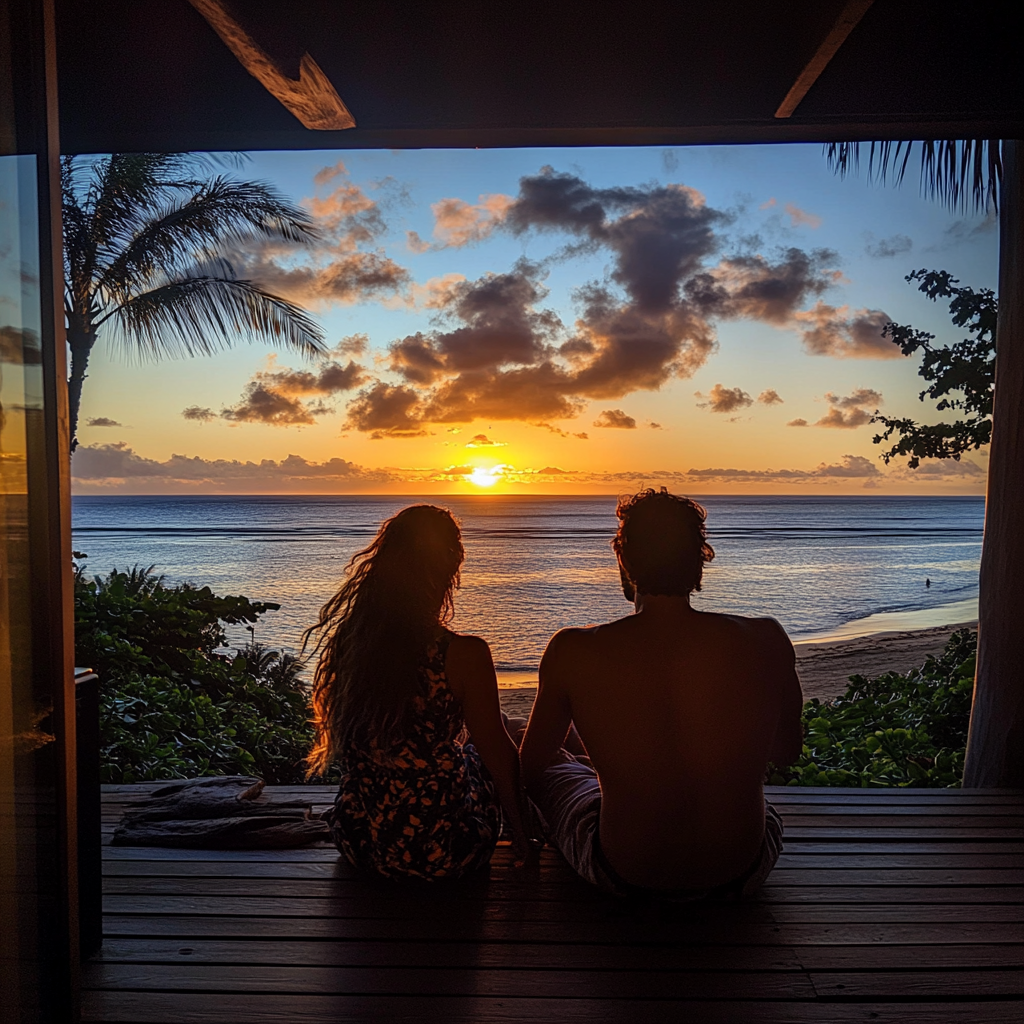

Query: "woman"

xmin=304 ymin=504 xmax=532 ymax=880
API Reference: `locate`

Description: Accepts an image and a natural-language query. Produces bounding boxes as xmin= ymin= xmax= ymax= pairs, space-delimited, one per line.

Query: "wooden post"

xmin=964 ymin=140 xmax=1024 ymax=788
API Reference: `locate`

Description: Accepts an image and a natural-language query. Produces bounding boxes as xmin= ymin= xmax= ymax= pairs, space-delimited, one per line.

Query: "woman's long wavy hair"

xmin=303 ymin=505 xmax=464 ymax=775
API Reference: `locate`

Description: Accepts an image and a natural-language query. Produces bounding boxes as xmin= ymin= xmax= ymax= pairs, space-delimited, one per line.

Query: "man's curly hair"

xmin=612 ymin=487 xmax=715 ymax=600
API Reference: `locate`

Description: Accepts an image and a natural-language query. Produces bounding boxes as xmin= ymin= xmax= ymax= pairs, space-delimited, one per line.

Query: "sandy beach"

xmin=497 ymin=621 xmax=977 ymax=718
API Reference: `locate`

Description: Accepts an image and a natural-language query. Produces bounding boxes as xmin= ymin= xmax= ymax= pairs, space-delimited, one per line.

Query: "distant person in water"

xmin=520 ymin=488 xmax=803 ymax=899
xmin=304 ymin=505 xmax=533 ymax=880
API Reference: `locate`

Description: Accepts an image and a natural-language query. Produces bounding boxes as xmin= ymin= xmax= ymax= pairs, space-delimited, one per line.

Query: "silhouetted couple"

xmin=304 ymin=488 xmax=803 ymax=899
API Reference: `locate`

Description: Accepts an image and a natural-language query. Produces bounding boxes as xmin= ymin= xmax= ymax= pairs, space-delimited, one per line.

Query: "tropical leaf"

xmin=104 ymin=272 xmax=325 ymax=362
xmin=824 ymin=140 xmax=1002 ymax=214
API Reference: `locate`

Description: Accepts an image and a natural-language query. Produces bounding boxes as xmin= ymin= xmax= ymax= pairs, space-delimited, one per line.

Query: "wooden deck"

xmin=85 ymin=785 xmax=1024 ymax=1023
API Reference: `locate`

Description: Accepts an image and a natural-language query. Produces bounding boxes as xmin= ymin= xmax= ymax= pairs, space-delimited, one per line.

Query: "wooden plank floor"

xmin=84 ymin=785 xmax=1024 ymax=1023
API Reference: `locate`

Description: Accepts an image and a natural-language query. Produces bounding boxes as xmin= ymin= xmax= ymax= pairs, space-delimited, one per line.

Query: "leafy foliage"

xmin=772 ymin=629 xmax=976 ymax=788
xmin=872 ymin=270 xmax=996 ymax=469
xmin=824 ymin=140 xmax=1001 ymax=214
xmin=62 ymin=152 xmax=326 ymax=450
xmin=74 ymin=557 xmax=329 ymax=784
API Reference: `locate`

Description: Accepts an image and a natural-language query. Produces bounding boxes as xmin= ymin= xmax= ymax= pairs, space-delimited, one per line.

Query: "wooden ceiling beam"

xmin=775 ymin=0 xmax=875 ymax=118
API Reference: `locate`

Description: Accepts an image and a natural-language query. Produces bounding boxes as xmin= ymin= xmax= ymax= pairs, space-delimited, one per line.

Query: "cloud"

xmin=686 ymin=248 xmax=842 ymax=325
xmin=898 ymin=458 xmax=986 ymax=479
xmin=686 ymin=454 xmax=881 ymax=481
xmin=696 ymin=383 xmax=753 ymax=414
xmin=784 ymin=203 xmax=821 ymax=229
xmin=71 ymin=442 xmax=389 ymax=492
xmin=648 ymin=421 xmax=663 ymax=429
xmin=238 ymin=164 xmax=410 ymax=309
xmin=182 ymin=406 xmax=216 ymax=422
xmin=661 ymin=150 xmax=680 ymax=174
xmin=929 ymin=212 xmax=997 ymax=251
xmin=208 ymin=353 xmax=369 ymax=428
xmin=813 ymin=388 xmax=883 ymax=428
xmin=794 ymin=302 xmax=897 ymax=359
xmin=593 ymin=409 xmax=637 ymax=429
xmin=787 ymin=418 xmax=808 ymax=427
xmin=417 ymin=194 xmax=515 ymax=249
xmin=465 ymin=433 xmax=506 ymax=447
xmin=865 ymin=234 xmax=912 ymax=259
xmin=85 ymin=416 xmax=123 ymax=428
xmin=344 ymin=382 xmax=429 ymax=438
xmin=757 ymin=389 xmax=783 ymax=405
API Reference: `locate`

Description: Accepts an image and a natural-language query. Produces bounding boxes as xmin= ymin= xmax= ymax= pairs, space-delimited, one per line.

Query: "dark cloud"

xmin=813 ymin=388 xmax=883 ymax=429
xmin=593 ymin=409 xmax=637 ymax=429
xmin=182 ymin=406 xmax=216 ymax=422
xmin=71 ymin=442 xmax=387 ymax=492
xmin=221 ymin=383 xmax=327 ymax=427
xmin=865 ymin=234 xmax=912 ymax=259
xmin=787 ymin=418 xmax=808 ymax=427
xmin=344 ymin=382 xmax=428 ymax=438
xmin=796 ymin=303 xmax=897 ymax=359
xmin=685 ymin=248 xmax=841 ymax=325
xmin=686 ymin=455 xmax=881 ymax=481
xmin=696 ymin=383 xmax=753 ymax=414
xmin=85 ymin=416 xmax=122 ymax=428
xmin=757 ymin=389 xmax=784 ymax=405
xmin=465 ymin=433 xmax=505 ymax=447
xmin=210 ymin=354 xmax=368 ymax=428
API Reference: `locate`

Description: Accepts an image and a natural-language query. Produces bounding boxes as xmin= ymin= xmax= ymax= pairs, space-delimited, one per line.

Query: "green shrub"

xmin=772 ymin=628 xmax=976 ymax=788
xmin=74 ymin=557 xmax=331 ymax=784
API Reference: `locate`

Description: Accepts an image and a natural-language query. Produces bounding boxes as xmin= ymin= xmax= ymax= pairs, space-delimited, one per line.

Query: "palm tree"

xmin=824 ymin=139 xmax=1002 ymax=215
xmin=62 ymin=153 xmax=326 ymax=451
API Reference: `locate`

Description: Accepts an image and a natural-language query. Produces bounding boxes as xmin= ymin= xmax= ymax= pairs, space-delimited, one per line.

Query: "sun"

xmin=468 ymin=466 xmax=500 ymax=487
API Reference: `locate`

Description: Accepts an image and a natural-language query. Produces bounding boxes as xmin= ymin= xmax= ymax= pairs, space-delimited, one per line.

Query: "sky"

xmin=70 ymin=144 xmax=998 ymax=495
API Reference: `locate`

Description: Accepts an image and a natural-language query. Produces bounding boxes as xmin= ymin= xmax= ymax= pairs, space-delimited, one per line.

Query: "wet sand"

xmin=497 ymin=621 xmax=977 ymax=718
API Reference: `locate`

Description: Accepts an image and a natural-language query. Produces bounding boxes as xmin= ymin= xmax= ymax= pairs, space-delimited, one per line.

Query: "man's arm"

xmin=520 ymin=629 xmax=576 ymax=796
xmin=765 ymin=620 xmax=804 ymax=769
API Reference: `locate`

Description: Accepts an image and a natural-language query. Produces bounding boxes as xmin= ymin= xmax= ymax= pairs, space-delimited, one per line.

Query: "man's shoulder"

xmin=701 ymin=612 xmax=793 ymax=651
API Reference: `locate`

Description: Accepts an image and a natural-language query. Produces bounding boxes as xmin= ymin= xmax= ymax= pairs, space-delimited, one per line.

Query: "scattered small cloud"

xmin=794 ymin=302 xmax=896 ymax=359
xmin=760 ymin=198 xmax=777 ymax=210
xmin=695 ymin=383 xmax=753 ymax=414
xmin=648 ymin=421 xmax=663 ymax=429
xmin=814 ymin=388 xmax=883 ymax=429
xmin=85 ymin=416 xmax=123 ymax=428
xmin=661 ymin=150 xmax=680 ymax=174
xmin=686 ymin=454 xmax=881 ymax=482
xmin=593 ymin=409 xmax=637 ymax=429
xmin=865 ymin=234 xmax=912 ymax=259
xmin=784 ymin=203 xmax=821 ymax=229
xmin=757 ymin=389 xmax=783 ymax=406
xmin=928 ymin=211 xmax=997 ymax=251
xmin=465 ymin=433 xmax=506 ymax=447
xmin=787 ymin=418 xmax=809 ymax=427
xmin=182 ymin=406 xmax=216 ymax=422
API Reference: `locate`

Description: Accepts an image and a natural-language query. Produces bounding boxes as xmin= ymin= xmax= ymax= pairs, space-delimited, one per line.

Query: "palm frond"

xmin=106 ymin=273 xmax=326 ymax=362
xmin=824 ymin=140 xmax=1001 ymax=214
xmin=94 ymin=177 xmax=318 ymax=304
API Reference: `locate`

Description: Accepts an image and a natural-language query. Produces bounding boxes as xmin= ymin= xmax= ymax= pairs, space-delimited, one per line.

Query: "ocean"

xmin=71 ymin=495 xmax=984 ymax=677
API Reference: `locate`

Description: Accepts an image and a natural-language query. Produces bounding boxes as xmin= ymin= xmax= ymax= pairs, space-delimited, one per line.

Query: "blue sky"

xmin=70 ymin=143 xmax=998 ymax=494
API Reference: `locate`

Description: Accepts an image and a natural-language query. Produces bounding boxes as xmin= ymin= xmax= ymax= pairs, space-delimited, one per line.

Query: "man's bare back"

xmin=520 ymin=488 xmax=803 ymax=896
xmin=521 ymin=595 xmax=803 ymax=890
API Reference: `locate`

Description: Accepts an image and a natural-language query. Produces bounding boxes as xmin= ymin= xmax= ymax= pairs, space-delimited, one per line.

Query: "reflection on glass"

xmin=0 ymin=150 xmax=54 ymax=1021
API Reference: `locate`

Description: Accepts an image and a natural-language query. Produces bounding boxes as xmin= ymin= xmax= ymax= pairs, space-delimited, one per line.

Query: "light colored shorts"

xmin=531 ymin=758 xmax=783 ymax=900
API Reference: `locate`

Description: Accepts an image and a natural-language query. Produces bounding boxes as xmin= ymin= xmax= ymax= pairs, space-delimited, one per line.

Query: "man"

xmin=520 ymin=488 xmax=803 ymax=898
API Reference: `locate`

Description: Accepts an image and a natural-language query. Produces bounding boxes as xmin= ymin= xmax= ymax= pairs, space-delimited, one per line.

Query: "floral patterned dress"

xmin=326 ymin=634 xmax=502 ymax=880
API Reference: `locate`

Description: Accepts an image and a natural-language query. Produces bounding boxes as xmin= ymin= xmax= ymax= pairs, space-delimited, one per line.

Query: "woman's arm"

xmin=446 ymin=634 xmax=534 ymax=862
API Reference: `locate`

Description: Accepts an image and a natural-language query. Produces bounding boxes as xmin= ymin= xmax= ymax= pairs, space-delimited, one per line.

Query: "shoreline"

xmin=497 ymin=620 xmax=977 ymax=718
